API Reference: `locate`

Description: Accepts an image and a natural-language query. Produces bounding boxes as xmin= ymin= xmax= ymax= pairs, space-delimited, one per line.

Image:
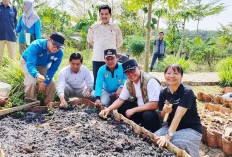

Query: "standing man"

xmin=20 ymin=32 xmax=65 ymax=105
xmin=87 ymin=4 xmax=123 ymax=89
xmin=57 ymin=52 xmax=94 ymax=108
xmin=93 ymin=49 xmax=127 ymax=107
xmin=150 ymin=32 xmax=167 ymax=72
xmin=99 ymin=59 xmax=162 ymax=132
xmin=0 ymin=0 xmax=17 ymax=64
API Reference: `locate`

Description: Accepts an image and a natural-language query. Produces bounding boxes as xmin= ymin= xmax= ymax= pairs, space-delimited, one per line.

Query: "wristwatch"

xmin=167 ymin=131 xmax=174 ymax=137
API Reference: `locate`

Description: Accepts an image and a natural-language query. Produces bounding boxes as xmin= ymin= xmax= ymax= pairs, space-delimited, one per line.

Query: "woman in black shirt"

xmin=155 ymin=64 xmax=202 ymax=157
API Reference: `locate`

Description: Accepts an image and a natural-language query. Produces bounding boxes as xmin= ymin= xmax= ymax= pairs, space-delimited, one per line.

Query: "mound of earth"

xmin=0 ymin=105 xmax=176 ymax=157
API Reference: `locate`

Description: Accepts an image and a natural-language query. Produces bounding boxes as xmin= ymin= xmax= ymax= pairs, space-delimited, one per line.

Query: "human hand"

xmin=156 ymin=134 xmax=171 ymax=147
xmin=115 ymin=87 xmax=122 ymax=98
xmin=95 ymin=99 xmax=102 ymax=108
xmin=36 ymin=74 xmax=45 ymax=83
xmin=59 ymin=99 xmax=68 ymax=108
xmin=38 ymin=82 xmax=45 ymax=93
xmin=99 ymin=108 xmax=110 ymax=118
xmin=162 ymin=100 xmax=172 ymax=114
xmin=83 ymin=91 xmax=90 ymax=98
xmin=125 ymin=108 xmax=135 ymax=118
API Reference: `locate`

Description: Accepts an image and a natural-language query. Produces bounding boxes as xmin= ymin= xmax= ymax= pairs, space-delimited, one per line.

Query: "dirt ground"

xmin=0 ymin=106 xmax=176 ymax=157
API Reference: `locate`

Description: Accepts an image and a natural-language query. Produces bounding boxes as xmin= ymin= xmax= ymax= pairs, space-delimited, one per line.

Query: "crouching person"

xmin=20 ymin=32 xmax=65 ymax=105
xmin=99 ymin=59 xmax=162 ymax=132
xmin=154 ymin=64 xmax=202 ymax=157
xmin=57 ymin=53 xmax=94 ymax=108
xmin=93 ymin=49 xmax=127 ymax=107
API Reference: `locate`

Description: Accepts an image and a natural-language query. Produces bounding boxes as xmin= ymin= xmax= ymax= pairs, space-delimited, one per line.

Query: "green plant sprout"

xmin=92 ymin=106 xmax=98 ymax=112
xmin=102 ymin=114 xmax=107 ymax=119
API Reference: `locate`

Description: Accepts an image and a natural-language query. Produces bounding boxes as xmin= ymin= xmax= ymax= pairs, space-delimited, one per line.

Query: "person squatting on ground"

xmin=99 ymin=59 xmax=162 ymax=132
xmin=87 ymin=4 xmax=123 ymax=89
xmin=92 ymin=49 xmax=127 ymax=107
xmin=16 ymin=0 xmax=42 ymax=55
xmin=57 ymin=53 xmax=94 ymax=108
xmin=0 ymin=0 xmax=17 ymax=65
xmin=20 ymin=32 xmax=65 ymax=105
xmin=154 ymin=64 xmax=202 ymax=157
xmin=150 ymin=32 xmax=167 ymax=72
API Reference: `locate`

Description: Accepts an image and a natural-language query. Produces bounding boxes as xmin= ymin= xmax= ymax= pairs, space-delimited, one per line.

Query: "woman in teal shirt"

xmin=16 ymin=0 xmax=41 ymax=54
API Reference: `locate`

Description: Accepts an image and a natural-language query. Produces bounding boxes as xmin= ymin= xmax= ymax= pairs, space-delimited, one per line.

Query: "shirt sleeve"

xmin=119 ymin=82 xmax=131 ymax=100
xmin=14 ymin=7 xmax=17 ymax=29
xmin=16 ymin=16 xmax=22 ymax=34
xmin=84 ymin=67 xmax=93 ymax=89
xmin=87 ymin=25 xmax=94 ymax=44
xmin=121 ymin=73 xmax=127 ymax=86
xmin=95 ymin=67 xmax=104 ymax=98
xmin=158 ymin=90 xmax=165 ymax=111
xmin=44 ymin=51 xmax=63 ymax=84
xmin=25 ymin=44 xmax=40 ymax=78
xmin=56 ymin=68 xmax=66 ymax=97
xmin=147 ymin=78 xmax=162 ymax=102
xmin=35 ymin=19 xmax=42 ymax=39
xmin=116 ymin=25 xmax=123 ymax=48
xmin=178 ymin=89 xmax=195 ymax=109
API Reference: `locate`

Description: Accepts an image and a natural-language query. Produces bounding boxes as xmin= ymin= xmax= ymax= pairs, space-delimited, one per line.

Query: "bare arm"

xmin=126 ymin=101 xmax=158 ymax=118
xmin=99 ymin=98 xmax=125 ymax=117
xmin=156 ymin=106 xmax=187 ymax=147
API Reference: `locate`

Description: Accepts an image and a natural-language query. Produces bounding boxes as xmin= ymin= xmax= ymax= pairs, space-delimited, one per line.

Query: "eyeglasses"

xmin=125 ymin=69 xmax=136 ymax=75
xmin=51 ymin=40 xmax=61 ymax=49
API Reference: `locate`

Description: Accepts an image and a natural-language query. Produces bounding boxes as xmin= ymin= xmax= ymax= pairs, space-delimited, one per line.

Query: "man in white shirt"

xmin=56 ymin=53 xmax=93 ymax=108
xmin=87 ymin=4 xmax=123 ymax=89
xmin=99 ymin=59 xmax=162 ymax=132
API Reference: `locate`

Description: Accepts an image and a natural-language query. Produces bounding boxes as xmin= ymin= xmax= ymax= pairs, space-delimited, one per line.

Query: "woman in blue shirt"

xmin=16 ymin=0 xmax=41 ymax=54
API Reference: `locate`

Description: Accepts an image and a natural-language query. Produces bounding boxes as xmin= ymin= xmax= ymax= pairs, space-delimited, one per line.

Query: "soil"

xmin=0 ymin=105 xmax=176 ymax=157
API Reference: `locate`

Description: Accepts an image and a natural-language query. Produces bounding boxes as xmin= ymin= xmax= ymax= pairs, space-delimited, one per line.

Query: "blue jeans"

xmin=150 ymin=53 xmax=164 ymax=71
xmin=91 ymin=90 xmax=115 ymax=107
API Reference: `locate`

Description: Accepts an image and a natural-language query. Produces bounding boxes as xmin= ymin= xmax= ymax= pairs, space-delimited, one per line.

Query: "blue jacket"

xmin=22 ymin=39 xmax=63 ymax=85
xmin=95 ymin=63 xmax=127 ymax=98
xmin=0 ymin=2 xmax=17 ymax=42
xmin=16 ymin=15 xmax=42 ymax=43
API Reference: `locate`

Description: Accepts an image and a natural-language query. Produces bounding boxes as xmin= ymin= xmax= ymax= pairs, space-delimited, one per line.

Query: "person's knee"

xmin=101 ymin=96 xmax=110 ymax=107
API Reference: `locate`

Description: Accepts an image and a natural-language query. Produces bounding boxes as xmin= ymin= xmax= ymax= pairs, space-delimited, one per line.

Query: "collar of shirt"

xmin=133 ymin=79 xmax=141 ymax=87
xmin=0 ymin=2 xmax=12 ymax=7
xmin=42 ymin=40 xmax=50 ymax=54
xmin=100 ymin=21 xmax=112 ymax=25
xmin=167 ymin=83 xmax=183 ymax=95
xmin=69 ymin=65 xmax=82 ymax=74
xmin=106 ymin=63 xmax=118 ymax=71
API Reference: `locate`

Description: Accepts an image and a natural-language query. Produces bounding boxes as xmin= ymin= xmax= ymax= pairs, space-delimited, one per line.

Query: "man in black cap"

xmin=20 ymin=32 xmax=65 ymax=105
xmin=92 ymin=49 xmax=127 ymax=107
xmin=99 ymin=59 xmax=162 ymax=132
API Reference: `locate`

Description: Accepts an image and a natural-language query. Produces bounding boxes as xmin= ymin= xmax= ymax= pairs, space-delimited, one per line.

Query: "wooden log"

xmin=0 ymin=99 xmax=40 ymax=117
xmin=0 ymin=146 xmax=5 ymax=157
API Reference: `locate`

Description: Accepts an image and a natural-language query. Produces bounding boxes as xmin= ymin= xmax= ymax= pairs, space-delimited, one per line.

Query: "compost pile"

xmin=0 ymin=105 xmax=176 ymax=157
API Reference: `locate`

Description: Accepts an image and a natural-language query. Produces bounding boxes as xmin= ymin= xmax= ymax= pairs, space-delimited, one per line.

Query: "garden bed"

xmin=0 ymin=104 xmax=179 ymax=157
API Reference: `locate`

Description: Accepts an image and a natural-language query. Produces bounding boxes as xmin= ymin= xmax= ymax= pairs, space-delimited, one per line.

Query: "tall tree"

xmin=176 ymin=7 xmax=194 ymax=59
xmin=154 ymin=8 xmax=167 ymax=39
xmin=192 ymin=0 xmax=225 ymax=34
xmin=218 ymin=23 xmax=232 ymax=57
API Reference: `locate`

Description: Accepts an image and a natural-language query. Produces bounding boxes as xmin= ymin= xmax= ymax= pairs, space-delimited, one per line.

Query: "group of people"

xmin=1 ymin=1 xmax=202 ymax=156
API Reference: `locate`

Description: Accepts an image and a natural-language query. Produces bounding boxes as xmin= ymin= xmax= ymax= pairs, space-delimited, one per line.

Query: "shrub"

xmin=0 ymin=58 xmax=24 ymax=100
xmin=217 ymin=57 xmax=232 ymax=87
xmin=156 ymin=55 xmax=191 ymax=73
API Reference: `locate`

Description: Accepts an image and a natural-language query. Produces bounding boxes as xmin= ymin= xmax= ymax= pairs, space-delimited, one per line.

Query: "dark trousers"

xmin=118 ymin=101 xmax=161 ymax=132
xmin=150 ymin=53 xmax=164 ymax=71
xmin=92 ymin=61 xmax=105 ymax=89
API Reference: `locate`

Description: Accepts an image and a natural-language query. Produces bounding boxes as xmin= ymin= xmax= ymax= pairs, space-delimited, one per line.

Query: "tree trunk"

xmin=176 ymin=20 xmax=186 ymax=59
xmin=154 ymin=17 xmax=160 ymax=40
xmin=144 ymin=2 xmax=152 ymax=72
xmin=142 ymin=12 xmax=146 ymax=37
xmin=197 ymin=18 xmax=200 ymax=35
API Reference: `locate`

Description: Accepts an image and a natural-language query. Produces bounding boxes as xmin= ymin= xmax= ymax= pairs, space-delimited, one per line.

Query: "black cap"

xmin=122 ymin=59 xmax=138 ymax=73
xmin=50 ymin=32 xmax=65 ymax=48
xmin=104 ymin=49 xmax=117 ymax=58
